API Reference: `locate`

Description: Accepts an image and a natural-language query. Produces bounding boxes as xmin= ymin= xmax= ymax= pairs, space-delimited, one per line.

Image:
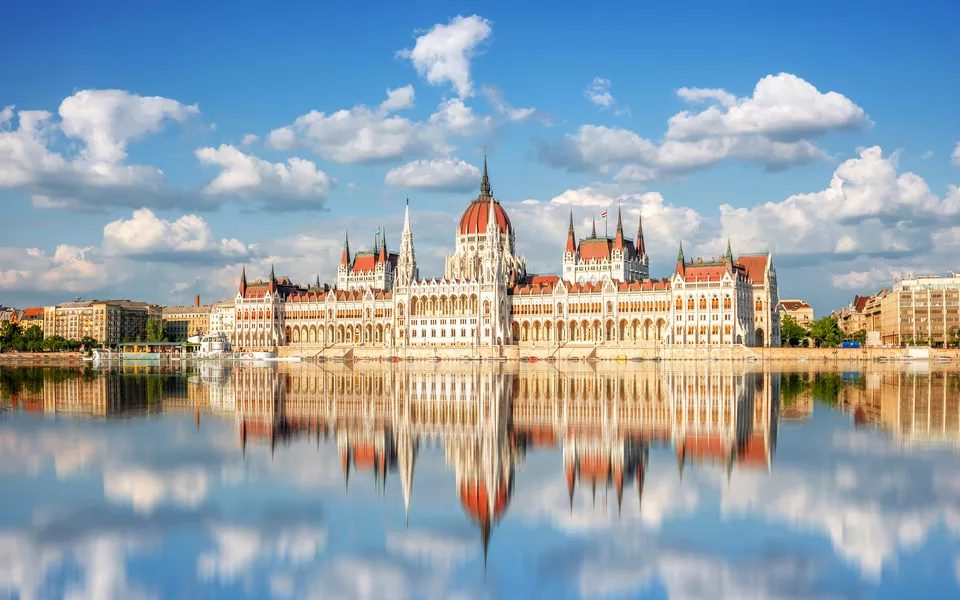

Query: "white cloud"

xmin=198 ymin=525 xmax=327 ymax=583
xmin=585 ymin=77 xmax=615 ymax=108
xmin=397 ymin=15 xmax=492 ymax=98
xmin=920 ymin=150 xmax=933 ymax=160
xmin=953 ymin=142 xmax=960 ymax=166
xmin=58 ymin=89 xmax=198 ymax=163
xmin=550 ymin=186 xmax=613 ymax=207
xmin=544 ymin=73 xmax=866 ymax=179
xmin=830 ymin=268 xmax=903 ymax=291
xmin=241 ymin=133 xmax=259 ymax=146
xmin=667 ymin=73 xmax=869 ymax=141
xmin=0 ymin=244 xmax=109 ymax=292
xmin=480 ymin=85 xmax=540 ymax=123
xmin=197 ymin=144 xmax=334 ymax=206
xmin=265 ymin=89 xmax=493 ymax=164
xmin=103 ymin=467 xmax=209 ymax=515
xmin=380 ymin=85 xmax=416 ymax=112
xmin=102 ymin=208 xmax=252 ymax=260
xmin=0 ymin=104 xmax=13 ymax=127
xmin=676 ymin=86 xmax=737 ymax=107
xmin=385 ymin=158 xmax=480 ymax=191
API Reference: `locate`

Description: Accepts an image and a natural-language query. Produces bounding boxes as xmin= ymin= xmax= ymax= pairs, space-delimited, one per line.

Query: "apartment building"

xmin=162 ymin=296 xmax=212 ymax=340
xmin=879 ymin=274 xmax=960 ymax=346
xmin=43 ymin=300 xmax=158 ymax=344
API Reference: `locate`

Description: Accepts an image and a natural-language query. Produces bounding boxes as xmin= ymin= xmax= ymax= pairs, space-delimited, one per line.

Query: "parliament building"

xmin=232 ymin=160 xmax=780 ymax=350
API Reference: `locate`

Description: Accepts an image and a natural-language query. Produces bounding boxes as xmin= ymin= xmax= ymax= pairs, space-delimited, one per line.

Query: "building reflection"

xmin=2 ymin=363 xmax=794 ymax=563
xmin=840 ymin=372 xmax=960 ymax=448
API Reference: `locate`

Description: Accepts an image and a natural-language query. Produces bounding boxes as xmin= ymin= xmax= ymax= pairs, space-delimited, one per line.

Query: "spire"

xmin=614 ymin=206 xmax=624 ymax=249
xmin=565 ymin=207 xmax=577 ymax=255
xmin=636 ymin=212 xmax=646 ymax=256
xmin=480 ymin=150 xmax=491 ymax=197
xmin=566 ymin=463 xmax=576 ymax=514
xmin=379 ymin=226 xmax=387 ymax=262
xmin=239 ymin=266 xmax=247 ymax=295
xmin=591 ymin=215 xmax=597 ymax=239
xmin=269 ymin=263 xmax=276 ymax=282
xmin=480 ymin=519 xmax=491 ymax=573
xmin=341 ymin=230 xmax=351 ymax=267
xmin=725 ymin=239 xmax=733 ymax=262
xmin=315 ymin=274 xmax=321 ymax=288
xmin=676 ymin=241 xmax=685 ymax=274
xmin=375 ymin=227 xmax=380 ymax=255
xmin=403 ymin=198 xmax=411 ymax=231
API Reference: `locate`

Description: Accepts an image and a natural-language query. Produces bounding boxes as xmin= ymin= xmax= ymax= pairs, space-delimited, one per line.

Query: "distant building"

xmin=880 ymin=273 xmax=960 ymax=346
xmin=778 ymin=299 xmax=815 ymax=327
xmin=210 ymin=298 xmax=236 ymax=337
xmin=43 ymin=300 xmax=157 ymax=344
xmin=835 ymin=295 xmax=869 ymax=334
xmin=19 ymin=307 xmax=45 ymax=332
xmin=162 ymin=296 xmax=212 ymax=340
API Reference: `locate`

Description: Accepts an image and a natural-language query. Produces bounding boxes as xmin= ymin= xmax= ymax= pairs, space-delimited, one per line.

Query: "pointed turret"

xmin=566 ymin=462 xmax=576 ymax=513
xmin=614 ymin=206 xmax=624 ymax=250
xmin=565 ymin=208 xmax=577 ymax=255
xmin=268 ymin=264 xmax=277 ymax=292
xmin=725 ymin=239 xmax=733 ymax=262
xmin=591 ymin=215 xmax=597 ymax=239
xmin=480 ymin=151 xmax=491 ymax=198
xmin=636 ymin=212 xmax=646 ymax=256
xmin=239 ymin=266 xmax=247 ymax=296
xmin=315 ymin=275 xmax=321 ymax=289
xmin=340 ymin=231 xmax=351 ymax=267
xmin=676 ymin=241 xmax=685 ymax=275
xmin=379 ymin=227 xmax=387 ymax=262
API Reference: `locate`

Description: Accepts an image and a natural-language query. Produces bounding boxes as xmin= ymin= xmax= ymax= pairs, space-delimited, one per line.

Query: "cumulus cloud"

xmin=197 ymin=144 xmax=334 ymax=208
xmin=58 ymin=89 xmax=199 ymax=163
xmin=264 ymin=89 xmax=492 ymax=164
xmin=397 ymin=15 xmax=492 ymax=98
xmin=102 ymin=208 xmax=253 ymax=261
xmin=953 ymin=142 xmax=960 ymax=166
xmin=668 ymin=73 xmax=869 ymax=141
xmin=920 ymin=150 xmax=933 ymax=160
xmin=241 ymin=133 xmax=259 ymax=146
xmin=830 ymin=268 xmax=904 ymax=291
xmin=385 ymin=158 xmax=480 ymax=191
xmin=0 ymin=244 xmax=109 ymax=292
xmin=380 ymin=85 xmax=416 ymax=112
xmin=0 ymin=104 xmax=14 ymax=127
xmin=542 ymin=73 xmax=867 ymax=179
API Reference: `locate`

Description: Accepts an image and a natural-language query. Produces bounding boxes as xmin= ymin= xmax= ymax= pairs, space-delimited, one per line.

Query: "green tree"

xmin=847 ymin=329 xmax=867 ymax=344
xmin=0 ymin=321 xmax=22 ymax=350
xmin=809 ymin=316 xmax=844 ymax=347
xmin=948 ymin=327 xmax=960 ymax=348
xmin=780 ymin=314 xmax=808 ymax=347
xmin=145 ymin=318 xmax=167 ymax=342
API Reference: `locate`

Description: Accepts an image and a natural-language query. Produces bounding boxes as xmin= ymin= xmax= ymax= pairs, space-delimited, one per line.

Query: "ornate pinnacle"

xmin=725 ymin=239 xmax=733 ymax=262
xmin=480 ymin=151 xmax=491 ymax=197
xmin=677 ymin=241 xmax=685 ymax=264
xmin=591 ymin=215 xmax=597 ymax=238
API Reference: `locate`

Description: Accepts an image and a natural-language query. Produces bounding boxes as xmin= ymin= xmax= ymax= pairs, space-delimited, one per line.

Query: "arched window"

xmin=755 ymin=299 xmax=763 ymax=311
xmin=687 ymin=298 xmax=695 ymax=310
xmin=699 ymin=297 xmax=706 ymax=310
xmin=675 ymin=297 xmax=682 ymax=309
xmin=711 ymin=297 xmax=719 ymax=310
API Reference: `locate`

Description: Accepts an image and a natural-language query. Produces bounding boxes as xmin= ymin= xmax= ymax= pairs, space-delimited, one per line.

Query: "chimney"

xmin=195 ymin=295 xmax=200 ymax=307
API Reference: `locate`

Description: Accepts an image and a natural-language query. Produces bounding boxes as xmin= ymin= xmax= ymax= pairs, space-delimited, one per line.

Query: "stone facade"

xmin=232 ymin=160 xmax=780 ymax=350
xmin=42 ymin=300 xmax=159 ymax=344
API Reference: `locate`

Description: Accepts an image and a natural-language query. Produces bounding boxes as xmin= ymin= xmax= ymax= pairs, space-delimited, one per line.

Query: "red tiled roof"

xmin=459 ymin=480 xmax=509 ymax=524
xmin=459 ymin=197 xmax=512 ymax=235
xmin=352 ymin=253 xmax=377 ymax=273
xmin=853 ymin=295 xmax=869 ymax=312
xmin=530 ymin=275 xmax=559 ymax=286
xmin=680 ymin=265 xmax=728 ymax=282
xmin=779 ymin=300 xmax=812 ymax=311
xmin=736 ymin=255 xmax=769 ymax=284
xmin=578 ymin=238 xmax=612 ymax=261
xmin=22 ymin=307 xmax=45 ymax=317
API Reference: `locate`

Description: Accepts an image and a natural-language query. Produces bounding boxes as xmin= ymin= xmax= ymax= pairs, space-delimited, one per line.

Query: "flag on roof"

xmin=600 ymin=210 xmax=608 ymax=218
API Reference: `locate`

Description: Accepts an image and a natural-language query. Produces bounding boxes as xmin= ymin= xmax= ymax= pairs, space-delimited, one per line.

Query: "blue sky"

xmin=1 ymin=0 xmax=958 ymax=314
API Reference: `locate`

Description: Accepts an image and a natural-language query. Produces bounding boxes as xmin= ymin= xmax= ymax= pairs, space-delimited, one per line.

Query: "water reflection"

xmin=2 ymin=364 xmax=960 ymax=599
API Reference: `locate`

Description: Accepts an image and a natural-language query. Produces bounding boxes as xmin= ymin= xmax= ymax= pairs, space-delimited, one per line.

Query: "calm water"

xmin=1 ymin=362 xmax=959 ymax=600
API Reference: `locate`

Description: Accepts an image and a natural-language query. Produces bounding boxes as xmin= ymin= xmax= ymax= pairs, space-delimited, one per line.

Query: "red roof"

xmin=530 ymin=275 xmax=559 ymax=286
xmin=22 ymin=307 xmax=44 ymax=317
xmin=736 ymin=255 xmax=769 ymax=284
xmin=779 ymin=300 xmax=812 ymax=311
xmin=352 ymin=253 xmax=377 ymax=273
xmin=459 ymin=480 xmax=510 ymax=524
xmin=853 ymin=295 xmax=869 ymax=312
xmin=578 ymin=238 xmax=613 ymax=261
xmin=459 ymin=198 xmax=512 ymax=235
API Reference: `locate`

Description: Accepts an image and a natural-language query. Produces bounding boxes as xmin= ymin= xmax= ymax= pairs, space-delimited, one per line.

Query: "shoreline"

xmin=3 ymin=345 xmax=960 ymax=365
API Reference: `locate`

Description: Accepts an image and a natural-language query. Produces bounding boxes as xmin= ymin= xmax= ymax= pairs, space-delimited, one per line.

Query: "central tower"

xmin=444 ymin=157 xmax=526 ymax=285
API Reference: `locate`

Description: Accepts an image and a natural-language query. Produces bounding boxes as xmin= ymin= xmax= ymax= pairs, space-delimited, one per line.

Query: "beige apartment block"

xmin=836 ymin=295 xmax=869 ymax=335
xmin=778 ymin=299 xmax=814 ymax=327
xmin=879 ymin=274 xmax=960 ymax=346
xmin=210 ymin=298 xmax=236 ymax=337
xmin=163 ymin=296 xmax=212 ymax=340
xmin=43 ymin=300 xmax=156 ymax=344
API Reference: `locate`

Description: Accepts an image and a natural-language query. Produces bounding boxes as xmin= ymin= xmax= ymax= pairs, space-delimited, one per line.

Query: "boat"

xmin=120 ymin=342 xmax=187 ymax=361
xmin=428 ymin=356 xmax=440 ymax=363
xmin=528 ymin=357 xmax=539 ymax=363
xmin=91 ymin=348 xmax=122 ymax=362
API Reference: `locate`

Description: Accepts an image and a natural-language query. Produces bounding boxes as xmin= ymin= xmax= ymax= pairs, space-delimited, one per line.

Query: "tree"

xmin=847 ymin=329 xmax=867 ymax=344
xmin=780 ymin=314 xmax=808 ymax=347
xmin=808 ymin=316 xmax=844 ymax=348
xmin=948 ymin=327 xmax=960 ymax=348
xmin=145 ymin=318 xmax=167 ymax=343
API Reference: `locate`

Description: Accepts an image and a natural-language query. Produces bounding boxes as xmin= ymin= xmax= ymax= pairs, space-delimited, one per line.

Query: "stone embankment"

xmin=0 ymin=352 xmax=85 ymax=365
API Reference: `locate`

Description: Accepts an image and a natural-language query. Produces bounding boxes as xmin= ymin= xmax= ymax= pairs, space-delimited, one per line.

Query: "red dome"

xmin=459 ymin=198 xmax=512 ymax=235
xmin=459 ymin=480 xmax=510 ymax=524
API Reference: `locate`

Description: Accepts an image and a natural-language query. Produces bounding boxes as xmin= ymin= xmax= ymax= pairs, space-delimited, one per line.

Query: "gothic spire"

xmin=614 ymin=205 xmax=624 ymax=249
xmin=315 ymin=274 xmax=321 ymax=288
xmin=725 ymin=239 xmax=733 ymax=262
xmin=591 ymin=215 xmax=597 ymax=238
xmin=269 ymin=263 xmax=276 ymax=283
xmin=565 ymin=207 xmax=577 ymax=255
xmin=636 ymin=211 xmax=646 ymax=255
xmin=341 ymin=230 xmax=351 ymax=266
xmin=677 ymin=241 xmax=684 ymax=264
xmin=239 ymin=266 xmax=247 ymax=294
xmin=480 ymin=150 xmax=491 ymax=198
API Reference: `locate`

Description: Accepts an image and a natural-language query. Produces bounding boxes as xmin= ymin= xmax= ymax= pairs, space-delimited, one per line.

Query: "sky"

xmin=1 ymin=0 xmax=959 ymax=315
